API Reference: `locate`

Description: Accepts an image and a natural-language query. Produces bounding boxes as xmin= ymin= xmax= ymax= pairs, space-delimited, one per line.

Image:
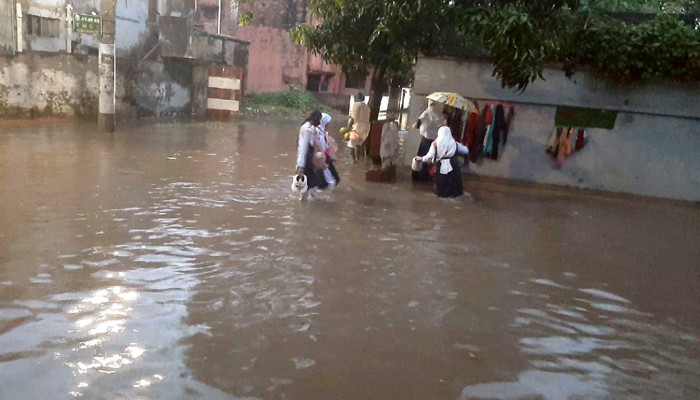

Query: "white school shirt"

xmin=296 ymin=122 xmax=315 ymax=168
xmin=421 ymin=142 xmax=469 ymax=163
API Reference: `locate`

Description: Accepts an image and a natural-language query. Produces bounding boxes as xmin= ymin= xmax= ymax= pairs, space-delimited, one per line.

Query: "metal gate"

xmin=207 ymin=65 xmax=243 ymax=120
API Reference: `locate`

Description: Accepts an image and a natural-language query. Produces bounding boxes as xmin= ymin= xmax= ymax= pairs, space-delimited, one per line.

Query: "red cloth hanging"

xmin=462 ymin=107 xmax=479 ymax=148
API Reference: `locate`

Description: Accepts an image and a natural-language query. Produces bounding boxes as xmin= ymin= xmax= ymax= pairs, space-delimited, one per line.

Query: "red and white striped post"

xmin=207 ymin=65 xmax=243 ymax=120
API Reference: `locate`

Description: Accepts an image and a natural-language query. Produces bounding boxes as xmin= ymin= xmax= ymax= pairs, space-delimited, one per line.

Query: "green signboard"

xmin=73 ymin=13 xmax=101 ymax=34
xmin=555 ymin=106 xmax=618 ymax=130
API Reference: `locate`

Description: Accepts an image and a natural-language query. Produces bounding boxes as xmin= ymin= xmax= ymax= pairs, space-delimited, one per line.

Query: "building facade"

xmin=235 ymin=0 xmax=370 ymax=101
xmin=0 ymin=0 xmax=248 ymax=119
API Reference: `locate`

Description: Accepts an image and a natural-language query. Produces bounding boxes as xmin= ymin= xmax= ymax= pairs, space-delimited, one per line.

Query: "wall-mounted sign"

xmin=73 ymin=13 xmax=101 ymax=34
xmin=555 ymin=106 xmax=618 ymax=130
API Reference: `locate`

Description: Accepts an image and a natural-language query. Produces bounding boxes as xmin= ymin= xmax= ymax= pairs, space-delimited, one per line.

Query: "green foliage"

xmin=232 ymin=1 xmax=253 ymax=26
xmin=465 ymin=7 xmax=582 ymax=90
xmin=238 ymin=11 xmax=253 ymax=26
xmin=576 ymin=14 xmax=700 ymax=82
xmin=292 ymin=0 xmax=700 ymax=96
xmin=583 ymin=0 xmax=699 ymax=12
xmin=245 ymin=90 xmax=329 ymax=115
xmin=452 ymin=1 xmax=700 ymax=88
xmin=292 ymin=0 xmax=438 ymax=84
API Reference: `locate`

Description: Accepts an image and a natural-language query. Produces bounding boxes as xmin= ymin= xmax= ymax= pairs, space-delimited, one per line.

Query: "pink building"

xmin=234 ymin=1 xmax=370 ymax=97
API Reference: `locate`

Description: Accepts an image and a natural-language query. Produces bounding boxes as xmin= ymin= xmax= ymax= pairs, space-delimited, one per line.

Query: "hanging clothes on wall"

xmin=462 ymin=101 xmax=479 ymax=149
xmin=470 ymin=105 xmax=489 ymax=163
xmin=546 ymin=126 xmax=589 ymax=167
xmin=484 ymin=104 xmax=515 ymax=160
xmin=490 ymin=104 xmax=509 ymax=159
xmin=575 ymin=128 xmax=586 ymax=151
xmin=449 ymin=108 xmax=464 ymax=142
xmin=483 ymin=105 xmax=495 ymax=155
xmin=469 ymin=102 xmax=516 ymax=162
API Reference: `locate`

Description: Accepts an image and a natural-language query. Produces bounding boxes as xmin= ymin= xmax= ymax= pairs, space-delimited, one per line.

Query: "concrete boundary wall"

xmin=0 ymin=53 xmax=208 ymax=119
xmin=407 ymin=57 xmax=700 ymax=202
xmin=0 ymin=53 xmax=98 ymax=118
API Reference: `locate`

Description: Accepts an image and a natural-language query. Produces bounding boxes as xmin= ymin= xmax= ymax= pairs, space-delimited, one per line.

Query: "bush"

xmin=246 ymin=89 xmax=328 ymax=114
xmin=578 ymin=14 xmax=700 ymax=83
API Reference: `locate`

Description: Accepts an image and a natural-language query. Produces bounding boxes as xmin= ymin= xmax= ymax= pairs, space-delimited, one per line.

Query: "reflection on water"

xmin=1 ymin=119 xmax=699 ymax=399
xmin=461 ymin=276 xmax=700 ymax=399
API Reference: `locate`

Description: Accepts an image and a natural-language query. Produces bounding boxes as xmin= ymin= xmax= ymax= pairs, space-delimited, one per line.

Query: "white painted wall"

xmin=408 ymin=57 xmax=700 ymax=202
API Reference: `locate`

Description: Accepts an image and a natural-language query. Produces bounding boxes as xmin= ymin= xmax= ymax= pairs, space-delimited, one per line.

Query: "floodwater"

xmin=0 ymin=117 xmax=698 ymax=400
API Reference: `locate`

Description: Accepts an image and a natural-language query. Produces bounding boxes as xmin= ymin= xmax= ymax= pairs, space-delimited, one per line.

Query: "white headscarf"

xmin=435 ymin=126 xmax=457 ymax=174
xmin=316 ymin=113 xmax=332 ymax=151
xmin=319 ymin=113 xmax=331 ymax=131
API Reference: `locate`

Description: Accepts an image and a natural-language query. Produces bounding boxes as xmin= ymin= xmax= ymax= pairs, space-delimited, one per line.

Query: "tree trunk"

xmin=368 ymin=66 xmax=388 ymax=122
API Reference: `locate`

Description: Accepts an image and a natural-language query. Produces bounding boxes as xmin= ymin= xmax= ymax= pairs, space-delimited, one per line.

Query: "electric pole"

xmin=98 ymin=0 xmax=116 ymax=132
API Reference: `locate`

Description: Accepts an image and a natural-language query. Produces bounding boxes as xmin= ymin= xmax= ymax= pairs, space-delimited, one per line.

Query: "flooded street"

xmin=1 ymin=117 xmax=699 ymax=400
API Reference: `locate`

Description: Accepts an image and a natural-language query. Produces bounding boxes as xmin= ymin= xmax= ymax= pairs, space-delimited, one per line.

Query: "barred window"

xmin=27 ymin=15 xmax=60 ymax=38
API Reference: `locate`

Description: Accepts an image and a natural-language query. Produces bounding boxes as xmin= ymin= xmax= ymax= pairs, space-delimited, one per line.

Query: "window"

xmin=26 ymin=15 xmax=60 ymax=38
xmin=306 ymin=74 xmax=321 ymax=92
xmin=320 ymin=78 xmax=329 ymax=92
xmin=201 ymin=6 xmax=218 ymax=20
xmin=344 ymin=73 xmax=366 ymax=89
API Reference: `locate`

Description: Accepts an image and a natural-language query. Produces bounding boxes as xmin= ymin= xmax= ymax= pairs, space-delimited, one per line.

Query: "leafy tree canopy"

xmin=291 ymin=0 xmax=699 ymax=114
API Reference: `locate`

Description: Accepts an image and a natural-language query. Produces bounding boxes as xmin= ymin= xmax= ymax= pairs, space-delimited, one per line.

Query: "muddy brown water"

xmin=0 ymin=118 xmax=698 ymax=400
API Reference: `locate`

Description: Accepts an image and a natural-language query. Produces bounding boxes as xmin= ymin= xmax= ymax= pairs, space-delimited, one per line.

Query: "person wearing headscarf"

xmin=316 ymin=113 xmax=340 ymax=189
xmin=296 ymin=110 xmax=323 ymax=199
xmin=347 ymin=92 xmax=371 ymax=163
xmin=414 ymin=125 xmax=469 ymax=198
xmin=411 ymin=100 xmax=444 ymax=182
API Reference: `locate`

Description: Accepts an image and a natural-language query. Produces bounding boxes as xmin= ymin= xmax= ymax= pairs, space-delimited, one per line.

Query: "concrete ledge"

xmin=463 ymin=173 xmax=700 ymax=209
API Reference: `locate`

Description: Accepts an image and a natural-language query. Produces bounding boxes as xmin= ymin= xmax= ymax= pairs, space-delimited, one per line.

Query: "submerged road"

xmin=0 ymin=118 xmax=698 ymax=399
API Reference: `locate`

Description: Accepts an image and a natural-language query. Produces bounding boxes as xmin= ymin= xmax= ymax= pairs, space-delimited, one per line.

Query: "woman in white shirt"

xmin=296 ymin=110 xmax=323 ymax=199
xmin=316 ymin=113 xmax=340 ymax=188
xmin=414 ymin=125 xmax=469 ymax=198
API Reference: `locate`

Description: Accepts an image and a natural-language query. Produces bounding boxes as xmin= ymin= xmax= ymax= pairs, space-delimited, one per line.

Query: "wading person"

xmin=346 ymin=93 xmax=371 ymax=163
xmin=414 ymin=125 xmax=469 ymax=198
xmin=317 ymin=113 xmax=340 ymax=189
xmin=411 ymin=100 xmax=444 ymax=182
xmin=295 ymin=110 xmax=324 ymax=200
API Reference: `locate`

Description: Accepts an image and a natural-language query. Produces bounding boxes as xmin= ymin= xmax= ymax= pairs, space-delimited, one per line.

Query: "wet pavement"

xmin=0 ymin=117 xmax=699 ymax=400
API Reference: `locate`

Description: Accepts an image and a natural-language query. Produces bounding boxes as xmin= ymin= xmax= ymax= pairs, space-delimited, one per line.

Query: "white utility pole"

xmin=65 ymin=4 xmax=73 ymax=53
xmin=218 ymin=0 xmax=222 ymax=34
xmin=98 ymin=0 xmax=116 ymax=132
xmin=16 ymin=2 xmax=22 ymax=53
